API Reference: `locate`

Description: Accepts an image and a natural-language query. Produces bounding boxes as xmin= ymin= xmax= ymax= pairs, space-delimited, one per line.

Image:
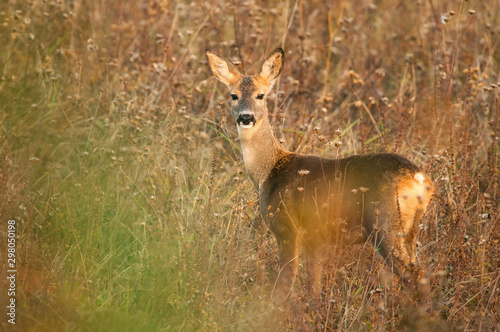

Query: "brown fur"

xmin=206 ymin=47 xmax=434 ymax=303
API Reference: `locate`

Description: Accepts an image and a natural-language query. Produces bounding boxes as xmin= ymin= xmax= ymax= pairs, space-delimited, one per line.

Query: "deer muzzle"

xmin=237 ymin=112 xmax=256 ymax=129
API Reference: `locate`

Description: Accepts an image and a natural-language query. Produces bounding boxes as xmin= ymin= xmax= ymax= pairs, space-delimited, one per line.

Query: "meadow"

xmin=0 ymin=0 xmax=498 ymax=330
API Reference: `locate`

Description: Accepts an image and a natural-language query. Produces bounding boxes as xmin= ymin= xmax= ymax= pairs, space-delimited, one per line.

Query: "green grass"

xmin=0 ymin=0 xmax=499 ymax=330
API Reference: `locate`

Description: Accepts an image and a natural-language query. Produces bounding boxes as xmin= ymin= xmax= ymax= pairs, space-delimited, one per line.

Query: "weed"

xmin=0 ymin=0 xmax=498 ymax=330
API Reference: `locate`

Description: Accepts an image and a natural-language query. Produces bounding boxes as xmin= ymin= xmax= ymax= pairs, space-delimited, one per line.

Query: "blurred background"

xmin=0 ymin=0 xmax=498 ymax=330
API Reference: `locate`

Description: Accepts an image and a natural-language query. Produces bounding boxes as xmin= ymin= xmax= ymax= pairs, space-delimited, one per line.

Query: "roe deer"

xmin=206 ymin=47 xmax=433 ymax=302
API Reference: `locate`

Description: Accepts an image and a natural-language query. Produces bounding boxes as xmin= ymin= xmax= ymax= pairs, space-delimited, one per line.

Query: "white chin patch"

xmin=239 ymin=123 xmax=254 ymax=129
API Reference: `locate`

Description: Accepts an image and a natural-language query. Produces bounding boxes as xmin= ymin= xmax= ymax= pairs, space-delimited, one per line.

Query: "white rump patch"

xmin=414 ymin=173 xmax=425 ymax=184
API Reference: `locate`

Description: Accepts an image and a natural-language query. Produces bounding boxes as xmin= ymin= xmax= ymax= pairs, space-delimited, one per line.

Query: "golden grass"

xmin=0 ymin=0 xmax=498 ymax=330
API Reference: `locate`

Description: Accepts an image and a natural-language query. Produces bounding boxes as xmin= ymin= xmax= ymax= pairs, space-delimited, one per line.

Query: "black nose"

xmin=237 ymin=113 xmax=255 ymax=126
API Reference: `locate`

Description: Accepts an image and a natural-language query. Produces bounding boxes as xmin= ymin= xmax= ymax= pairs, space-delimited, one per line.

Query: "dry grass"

xmin=0 ymin=0 xmax=499 ymax=330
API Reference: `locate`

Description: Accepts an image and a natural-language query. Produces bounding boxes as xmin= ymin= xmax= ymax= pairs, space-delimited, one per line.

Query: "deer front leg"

xmin=272 ymin=234 xmax=299 ymax=304
xmin=306 ymin=243 xmax=324 ymax=300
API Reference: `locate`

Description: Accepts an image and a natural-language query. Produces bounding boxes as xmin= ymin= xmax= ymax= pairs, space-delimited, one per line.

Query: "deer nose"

xmin=237 ymin=113 xmax=256 ymax=128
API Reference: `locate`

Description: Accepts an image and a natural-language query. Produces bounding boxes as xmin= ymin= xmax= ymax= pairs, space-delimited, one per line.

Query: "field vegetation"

xmin=0 ymin=0 xmax=499 ymax=330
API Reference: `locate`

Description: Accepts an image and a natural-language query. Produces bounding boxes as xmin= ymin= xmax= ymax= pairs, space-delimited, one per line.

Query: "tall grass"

xmin=0 ymin=0 xmax=498 ymax=330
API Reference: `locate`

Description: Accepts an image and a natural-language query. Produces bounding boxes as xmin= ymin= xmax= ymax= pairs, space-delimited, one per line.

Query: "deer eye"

xmin=256 ymin=94 xmax=264 ymax=100
xmin=230 ymin=94 xmax=239 ymax=101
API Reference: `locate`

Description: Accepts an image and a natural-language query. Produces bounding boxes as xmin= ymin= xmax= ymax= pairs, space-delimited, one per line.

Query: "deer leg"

xmin=273 ymin=235 xmax=299 ymax=303
xmin=306 ymin=243 xmax=324 ymax=299
xmin=404 ymin=209 xmax=426 ymax=280
xmin=369 ymin=225 xmax=406 ymax=277
xmin=369 ymin=205 xmax=412 ymax=277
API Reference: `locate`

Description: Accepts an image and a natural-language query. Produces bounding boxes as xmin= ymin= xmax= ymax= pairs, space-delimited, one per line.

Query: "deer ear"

xmin=258 ymin=48 xmax=284 ymax=89
xmin=205 ymin=49 xmax=242 ymax=89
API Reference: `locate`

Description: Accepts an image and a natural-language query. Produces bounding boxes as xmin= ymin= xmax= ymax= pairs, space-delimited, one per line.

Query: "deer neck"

xmin=238 ymin=117 xmax=284 ymax=190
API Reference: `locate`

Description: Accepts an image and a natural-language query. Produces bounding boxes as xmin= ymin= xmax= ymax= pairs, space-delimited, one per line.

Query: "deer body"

xmin=206 ymin=47 xmax=433 ymax=302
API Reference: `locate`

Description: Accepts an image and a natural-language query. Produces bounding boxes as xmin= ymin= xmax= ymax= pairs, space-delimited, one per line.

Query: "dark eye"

xmin=230 ymin=94 xmax=238 ymax=101
xmin=256 ymin=94 xmax=264 ymax=100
